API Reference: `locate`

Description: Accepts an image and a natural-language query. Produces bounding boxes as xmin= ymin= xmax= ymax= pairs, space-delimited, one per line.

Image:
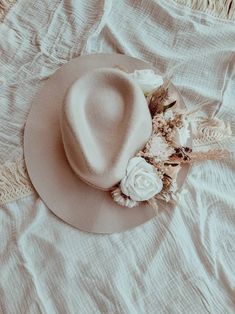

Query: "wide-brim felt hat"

xmin=24 ymin=53 xmax=192 ymax=234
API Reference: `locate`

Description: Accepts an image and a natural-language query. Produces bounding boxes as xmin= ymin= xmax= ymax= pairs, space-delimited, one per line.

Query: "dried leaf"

xmin=147 ymin=86 xmax=169 ymax=116
xmin=163 ymin=100 xmax=177 ymax=112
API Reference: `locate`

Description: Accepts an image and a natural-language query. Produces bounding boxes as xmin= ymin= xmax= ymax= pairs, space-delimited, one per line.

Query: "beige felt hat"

xmin=24 ymin=53 xmax=192 ymax=234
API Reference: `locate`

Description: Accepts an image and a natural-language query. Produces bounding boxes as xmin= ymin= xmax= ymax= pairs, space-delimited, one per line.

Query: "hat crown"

xmin=61 ymin=68 xmax=152 ymax=190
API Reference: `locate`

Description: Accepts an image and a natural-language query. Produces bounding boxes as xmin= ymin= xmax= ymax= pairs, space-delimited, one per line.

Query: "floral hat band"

xmin=110 ymin=69 xmax=228 ymax=210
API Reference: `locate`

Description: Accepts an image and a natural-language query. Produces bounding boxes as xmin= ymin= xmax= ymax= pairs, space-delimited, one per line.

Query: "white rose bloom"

xmin=129 ymin=69 xmax=163 ymax=93
xmin=120 ymin=157 xmax=163 ymax=202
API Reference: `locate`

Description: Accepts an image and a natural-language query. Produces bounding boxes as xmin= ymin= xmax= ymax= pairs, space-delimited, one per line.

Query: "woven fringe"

xmin=0 ymin=159 xmax=34 ymax=206
xmin=0 ymin=117 xmax=232 ymax=206
xmin=0 ymin=0 xmax=17 ymax=22
xmin=173 ymin=0 xmax=235 ymax=20
xmin=0 ymin=0 xmax=234 ymax=22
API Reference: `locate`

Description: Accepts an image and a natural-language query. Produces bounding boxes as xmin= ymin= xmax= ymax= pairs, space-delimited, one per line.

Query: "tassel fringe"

xmin=0 ymin=0 xmax=17 ymax=22
xmin=173 ymin=0 xmax=235 ymax=20
xmin=0 ymin=159 xmax=34 ymax=205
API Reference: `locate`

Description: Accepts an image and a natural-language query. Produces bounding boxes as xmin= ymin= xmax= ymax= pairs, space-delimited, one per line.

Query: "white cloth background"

xmin=0 ymin=0 xmax=235 ymax=313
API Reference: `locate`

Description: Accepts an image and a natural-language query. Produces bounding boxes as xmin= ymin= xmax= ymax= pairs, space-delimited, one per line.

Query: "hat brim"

xmin=24 ymin=53 xmax=192 ymax=234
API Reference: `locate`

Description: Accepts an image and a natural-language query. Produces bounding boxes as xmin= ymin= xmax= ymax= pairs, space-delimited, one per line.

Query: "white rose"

xmin=129 ymin=69 xmax=163 ymax=93
xmin=120 ymin=157 xmax=163 ymax=202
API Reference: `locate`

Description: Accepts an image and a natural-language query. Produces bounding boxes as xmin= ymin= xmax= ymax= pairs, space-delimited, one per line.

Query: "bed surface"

xmin=0 ymin=1 xmax=235 ymax=313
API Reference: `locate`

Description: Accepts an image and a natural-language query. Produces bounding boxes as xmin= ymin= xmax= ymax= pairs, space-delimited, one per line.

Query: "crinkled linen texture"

xmin=0 ymin=0 xmax=235 ymax=313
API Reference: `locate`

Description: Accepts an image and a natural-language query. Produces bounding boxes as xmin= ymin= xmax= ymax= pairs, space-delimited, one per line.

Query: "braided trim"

xmin=0 ymin=159 xmax=34 ymax=206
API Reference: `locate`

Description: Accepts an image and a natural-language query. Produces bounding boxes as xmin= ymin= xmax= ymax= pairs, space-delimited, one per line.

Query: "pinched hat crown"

xmin=60 ymin=68 xmax=152 ymax=190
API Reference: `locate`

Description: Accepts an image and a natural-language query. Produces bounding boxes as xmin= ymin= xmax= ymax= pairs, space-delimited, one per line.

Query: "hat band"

xmin=109 ymin=75 xmax=230 ymax=211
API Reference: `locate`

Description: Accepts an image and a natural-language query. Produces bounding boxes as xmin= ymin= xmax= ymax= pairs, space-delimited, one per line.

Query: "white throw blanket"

xmin=0 ymin=1 xmax=235 ymax=313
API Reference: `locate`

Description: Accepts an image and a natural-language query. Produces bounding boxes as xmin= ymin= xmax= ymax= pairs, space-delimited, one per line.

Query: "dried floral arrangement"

xmin=110 ymin=70 xmax=229 ymax=211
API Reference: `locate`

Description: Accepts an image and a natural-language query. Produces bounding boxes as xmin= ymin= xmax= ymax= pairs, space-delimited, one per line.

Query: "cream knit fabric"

xmin=0 ymin=1 xmax=235 ymax=313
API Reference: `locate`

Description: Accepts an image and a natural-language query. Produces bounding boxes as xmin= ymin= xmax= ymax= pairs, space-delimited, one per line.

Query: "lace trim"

xmin=0 ymin=159 xmax=34 ymax=206
xmin=0 ymin=0 xmax=17 ymax=22
xmin=173 ymin=0 xmax=235 ymax=20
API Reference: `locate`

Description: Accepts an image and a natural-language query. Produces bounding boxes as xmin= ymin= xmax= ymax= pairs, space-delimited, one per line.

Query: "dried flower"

xmin=147 ymin=86 xmax=169 ymax=116
xmin=111 ymin=187 xmax=139 ymax=208
xmin=164 ymin=109 xmax=174 ymax=120
xmin=170 ymin=147 xmax=192 ymax=162
xmin=148 ymin=135 xmax=175 ymax=160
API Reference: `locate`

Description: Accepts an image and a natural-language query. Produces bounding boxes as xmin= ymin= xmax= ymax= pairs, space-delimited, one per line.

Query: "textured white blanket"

xmin=0 ymin=1 xmax=235 ymax=313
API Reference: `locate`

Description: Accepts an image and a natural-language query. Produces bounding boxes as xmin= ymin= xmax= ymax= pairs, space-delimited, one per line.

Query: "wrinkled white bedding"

xmin=0 ymin=0 xmax=235 ymax=313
